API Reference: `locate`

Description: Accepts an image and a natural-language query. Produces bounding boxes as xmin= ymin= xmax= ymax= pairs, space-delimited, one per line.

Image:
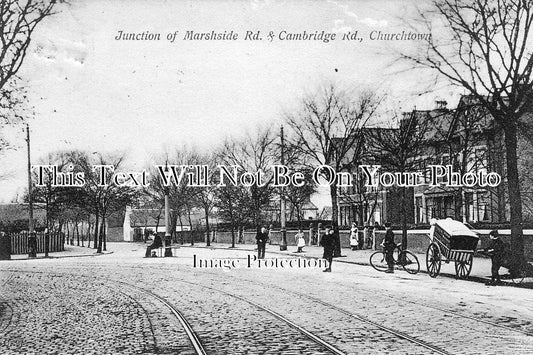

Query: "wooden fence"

xmin=9 ymin=232 xmax=65 ymax=255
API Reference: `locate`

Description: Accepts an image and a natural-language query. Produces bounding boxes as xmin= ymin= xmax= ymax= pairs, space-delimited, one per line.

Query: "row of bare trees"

xmin=28 ymin=150 xmax=137 ymax=253
xmin=0 ymin=0 xmax=531 ymax=272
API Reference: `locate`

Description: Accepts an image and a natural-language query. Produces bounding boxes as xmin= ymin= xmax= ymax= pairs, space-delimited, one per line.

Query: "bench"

xmin=156 ymin=245 xmax=180 ymax=257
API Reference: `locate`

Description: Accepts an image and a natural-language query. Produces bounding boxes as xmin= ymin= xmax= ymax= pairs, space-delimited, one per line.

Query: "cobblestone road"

xmin=1 ymin=243 xmax=533 ymax=354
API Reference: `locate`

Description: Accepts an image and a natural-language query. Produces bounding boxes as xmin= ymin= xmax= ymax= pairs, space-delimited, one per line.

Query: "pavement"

xmin=8 ymin=244 xmax=113 ymax=260
xmin=5 ymin=241 xmax=531 ymax=287
xmin=178 ymin=241 xmax=533 ymax=287
xmin=2 ymin=243 xmax=533 ymax=354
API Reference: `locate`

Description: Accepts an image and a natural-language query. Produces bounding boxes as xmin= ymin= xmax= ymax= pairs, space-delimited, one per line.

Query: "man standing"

xmin=256 ymin=226 xmax=268 ymax=259
xmin=485 ymin=230 xmax=506 ymax=285
xmin=320 ymin=225 xmax=335 ymax=272
xmin=383 ymin=222 xmax=395 ymax=273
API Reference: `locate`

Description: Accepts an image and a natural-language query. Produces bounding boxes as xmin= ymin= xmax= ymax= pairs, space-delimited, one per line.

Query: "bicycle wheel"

xmin=400 ymin=250 xmax=420 ymax=274
xmin=370 ymin=251 xmax=388 ymax=272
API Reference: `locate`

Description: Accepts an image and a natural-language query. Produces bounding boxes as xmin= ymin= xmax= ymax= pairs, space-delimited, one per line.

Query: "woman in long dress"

xmin=295 ymin=229 xmax=306 ymax=252
xmin=349 ymin=223 xmax=358 ymax=251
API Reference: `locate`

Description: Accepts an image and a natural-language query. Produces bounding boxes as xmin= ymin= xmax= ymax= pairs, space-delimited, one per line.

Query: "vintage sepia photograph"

xmin=0 ymin=0 xmax=532 ymax=354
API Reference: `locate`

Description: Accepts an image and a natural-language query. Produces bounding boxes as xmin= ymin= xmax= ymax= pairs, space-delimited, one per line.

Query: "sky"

xmin=0 ymin=0 xmax=461 ymax=205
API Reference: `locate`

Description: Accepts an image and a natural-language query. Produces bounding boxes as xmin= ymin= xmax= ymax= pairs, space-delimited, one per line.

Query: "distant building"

xmin=116 ymin=206 xmax=202 ymax=242
xmin=336 ymin=128 xmax=413 ymax=227
xmin=335 ymin=95 xmax=532 ymax=227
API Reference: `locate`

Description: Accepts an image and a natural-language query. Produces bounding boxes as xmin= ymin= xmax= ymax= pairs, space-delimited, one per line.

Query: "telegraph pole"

xmin=164 ymin=161 xmax=173 ymax=257
xmin=26 ymin=124 xmax=36 ymax=257
xmin=279 ymin=125 xmax=288 ymax=251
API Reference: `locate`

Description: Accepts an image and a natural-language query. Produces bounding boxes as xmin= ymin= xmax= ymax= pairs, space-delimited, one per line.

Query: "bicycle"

xmin=370 ymin=243 xmax=420 ymax=274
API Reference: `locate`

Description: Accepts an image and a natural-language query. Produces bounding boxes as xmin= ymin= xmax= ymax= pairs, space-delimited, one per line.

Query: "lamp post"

xmin=26 ymin=124 xmax=37 ymax=257
xmin=279 ymin=125 xmax=288 ymax=251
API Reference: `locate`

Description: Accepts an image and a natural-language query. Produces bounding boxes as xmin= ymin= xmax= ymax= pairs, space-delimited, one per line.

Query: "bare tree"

xmin=219 ymin=127 xmax=278 ymax=234
xmin=366 ymin=112 xmax=432 ymax=251
xmin=214 ymin=183 xmax=254 ymax=248
xmin=74 ymin=151 xmax=136 ymax=253
xmin=0 ymin=1 xmax=60 ymax=157
xmin=190 ymin=152 xmax=217 ymax=246
xmin=0 ymin=0 xmax=61 ymax=89
xmin=401 ymin=0 xmax=533 ymax=271
xmin=285 ymin=84 xmax=382 ymax=256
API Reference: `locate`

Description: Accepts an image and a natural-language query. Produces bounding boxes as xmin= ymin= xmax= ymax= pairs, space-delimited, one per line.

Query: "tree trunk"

xmin=171 ymin=213 xmax=178 ymax=243
xmin=188 ymin=209 xmax=194 ymax=245
xmin=87 ymin=218 xmax=91 ymax=248
xmin=97 ymin=216 xmax=104 ymax=253
xmin=330 ymin=183 xmax=342 ymax=257
xmin=94 ymin=211 xmax=99 ymax=249
xmin=76 ymin=220 xmax=80 ymax=246
xmin=103 ymin=216 xmax=107 ymax=252
xmin=503 ymin=120 xmax=525 ymax=273
xmin=179 ymin=215 xmax=184 ymax=245
xmin=401 ymin=186 xmax=408 ymax=251
xmin=205 ymin=209 xmax=211 ymax=247
xmin=80 ymin=221 xmax=85 ymax=247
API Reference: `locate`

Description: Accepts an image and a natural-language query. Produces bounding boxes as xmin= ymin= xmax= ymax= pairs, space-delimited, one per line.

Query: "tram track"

xmin=37 ymin=264 xmax=451 ymax=354
xmin=4 ymin=260 xmax=532 ymax=354
xmin=111 ymin=279 xmax=207 ymax=355
xmin=2 ymin=268 xmax=344 ymax=354
xmin=79 ymin=262 xmax=533 ymax=338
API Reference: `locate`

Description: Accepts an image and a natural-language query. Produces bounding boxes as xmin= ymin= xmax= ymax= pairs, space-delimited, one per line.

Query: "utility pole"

xmin=26 ymin=124 xmax=36 ymax=257
xmin=164 ymin=161 xmax=173 ymax=257
xmin=279 ymin=125 xmax=288 ymax=251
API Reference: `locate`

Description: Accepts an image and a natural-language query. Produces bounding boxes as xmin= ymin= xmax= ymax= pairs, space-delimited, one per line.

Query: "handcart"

xmin=426 ymin=218 xmax=479 ymax=279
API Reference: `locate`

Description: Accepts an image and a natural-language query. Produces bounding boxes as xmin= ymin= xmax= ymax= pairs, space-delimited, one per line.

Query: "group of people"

xmin=255 ymin=223 xmax=509 ymax=282
xmin=254 ymin=225 xmax=337 ymax=272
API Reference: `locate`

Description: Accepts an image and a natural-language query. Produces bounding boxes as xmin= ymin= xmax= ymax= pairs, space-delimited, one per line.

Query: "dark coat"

xmin=150 ymin=234 xmax=163 ymax=249
xmin=256 ymin=231 xmax=268 ymax=245
xmin=383 ymin=229 xmax=395 ymax=250
xmin=320 ymin=231 xmax=335 ymax=258
xmin=487 ymin=238 xmax=506 ymax=263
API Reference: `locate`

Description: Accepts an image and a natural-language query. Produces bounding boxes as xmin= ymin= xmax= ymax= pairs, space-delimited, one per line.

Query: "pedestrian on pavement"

xmin=238 ymin=226 xmax=244 ymax=244
xmin=349 ymin=223 xmax=358 ymax=251
xmin=320 ymin=225 xmax=335 ymax=272
xmin=308 ymin=223 xmax=314 ymax=246
xmin=295 ymin=229 xmax=306 ymax=253
xmin=383 ymin=222 xmax=395 ymax=273
xmin=256 ymin=226 xmax=269 ymax=259
xmin=485 ymin=230 xmax=506 ymax=285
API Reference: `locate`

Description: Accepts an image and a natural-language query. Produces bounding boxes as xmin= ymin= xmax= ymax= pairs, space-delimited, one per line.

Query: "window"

xmin=478 ymin=192 xmax=490 ymax=221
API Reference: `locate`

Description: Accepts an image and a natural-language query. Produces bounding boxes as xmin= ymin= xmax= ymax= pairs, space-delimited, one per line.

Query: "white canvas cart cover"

xmin=430 ymin=218 xmax=479 ymax=240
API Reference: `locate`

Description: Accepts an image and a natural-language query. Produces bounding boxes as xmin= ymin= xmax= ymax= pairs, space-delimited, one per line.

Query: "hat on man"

xmin=489 ymin=229 xmax=499 ymax=237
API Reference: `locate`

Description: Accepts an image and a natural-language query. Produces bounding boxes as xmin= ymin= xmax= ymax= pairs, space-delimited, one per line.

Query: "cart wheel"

xmin=426 ymin=243 xmax=441 ymax=278
xmin=455 ymin=256 xmax=473 ymax=279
